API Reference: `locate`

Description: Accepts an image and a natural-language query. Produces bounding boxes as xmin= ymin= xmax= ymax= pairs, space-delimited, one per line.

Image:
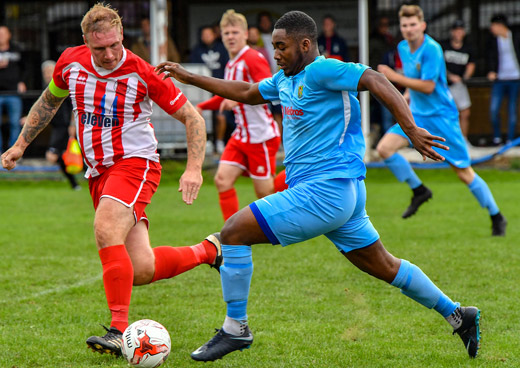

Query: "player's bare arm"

xmin=377 ymin=64 xmax=435 ymax=94
xmin=171 ymin=100 xmax=205 ymax=205
xmin=22 ymin=87 xmax=66 ymax=148
xmin=359 ymin=69 xmax=448 ymax=161
xmin=1 ymin=87 xmax=66 ymax=170
xmin=155 ymin=62 xmax=267 ymax=105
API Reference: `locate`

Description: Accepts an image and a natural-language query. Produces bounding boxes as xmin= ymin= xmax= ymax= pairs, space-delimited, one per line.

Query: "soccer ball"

xmin=121 ymin=319 xmax=171 ymax=368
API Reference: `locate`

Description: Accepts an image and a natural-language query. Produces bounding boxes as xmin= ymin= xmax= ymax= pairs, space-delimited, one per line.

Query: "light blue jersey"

xmin=390 ymin=34 xmax=470 ymax=167
xmin=259 ymin=56 xmax=369 ymax=187
xmin=398 ymin=34 xmax=458 ymax=117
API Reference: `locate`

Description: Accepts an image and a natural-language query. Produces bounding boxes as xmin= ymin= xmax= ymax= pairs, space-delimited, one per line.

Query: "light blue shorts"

xmin=387 ymin=112 xmax=470 ymax=168
xmin=250 ymin=178 xmax=380 ymax=254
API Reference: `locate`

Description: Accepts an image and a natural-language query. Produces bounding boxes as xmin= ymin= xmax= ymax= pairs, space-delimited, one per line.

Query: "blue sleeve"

xmin=258 ymin=72 xmax=281 ymax=101
xmin=421 ymin=43 xmax=443 ymax=81
xmin=306 ymin=59 xmax=369 ymax=91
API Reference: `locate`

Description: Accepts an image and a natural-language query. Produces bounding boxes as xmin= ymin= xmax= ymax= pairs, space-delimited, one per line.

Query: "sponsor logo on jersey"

xmin=80 ymin=112 xmax=120 ymax=127
xmin=297 ymin=84 xmax=304 ymax=99
xmin=77 ymin=75 xmax=88 ymax=85
xmin=416 ymin=63 xmax=421 ymax=72
xmin=283 ymin=106 xmax=304 ymax=116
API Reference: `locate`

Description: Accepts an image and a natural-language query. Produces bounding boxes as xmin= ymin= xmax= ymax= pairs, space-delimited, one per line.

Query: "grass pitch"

xmin=0 ymin=163 xmax=519 ymax=367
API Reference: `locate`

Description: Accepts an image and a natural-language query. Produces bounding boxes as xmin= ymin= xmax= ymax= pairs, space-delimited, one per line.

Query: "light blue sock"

xmin=391 ymin=259 xmax=457 ymax=317
xmin=384 ymin=153 xmax=422 ymax=189
xmin=468 ymin=173 xmax=499 ymax=216
xmin=220 ymin=245 xmax=253 ymax=322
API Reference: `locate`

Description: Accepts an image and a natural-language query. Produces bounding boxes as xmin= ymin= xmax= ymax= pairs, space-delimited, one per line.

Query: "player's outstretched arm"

xmin=1 ymin=87 xmax=65 ymax=170
xmin=171 ymin=100 xmax=205 ymax=205
xmin=155 ymin=62 xmax=267 ymax=105
xmin=358 ymin=69 xmax=448 ymax=161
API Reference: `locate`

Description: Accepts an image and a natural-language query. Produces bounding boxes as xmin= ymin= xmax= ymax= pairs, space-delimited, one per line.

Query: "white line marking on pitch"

xmin=0 ymin=274 xmax=101 ymax=304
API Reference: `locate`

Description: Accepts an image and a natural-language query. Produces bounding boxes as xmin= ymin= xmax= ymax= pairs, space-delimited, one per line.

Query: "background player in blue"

xmin=156 ymin=10 xmax=480 ymax=362
xmin=377 ymin=5 xmax=507 ymax=236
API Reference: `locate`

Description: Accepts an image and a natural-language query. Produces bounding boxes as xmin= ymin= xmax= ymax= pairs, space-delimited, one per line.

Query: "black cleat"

xmin=491 ymin=213 xmax=507 ymax=236
xmin=402 ymin=187 xmax=432 ymax=218
xmin=191 ymin=326 xmax=253 ymax=362
xmin=206 ymin=233 xmax=223 ymax=272
xmin=86 ymin=325 xmax=123 ymax=356
xmin=453 ymin=306 xmax=481 ymax=358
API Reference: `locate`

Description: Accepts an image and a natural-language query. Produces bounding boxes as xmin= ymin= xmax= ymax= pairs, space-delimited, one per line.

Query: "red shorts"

xmin=88 ymin=157 xmax=161 ymax=224
xmin=220 ymin=136 xmax=281 ymax=179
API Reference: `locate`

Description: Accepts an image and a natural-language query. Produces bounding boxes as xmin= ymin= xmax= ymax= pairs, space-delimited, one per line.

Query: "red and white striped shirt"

xmin=198 ymin=46 xmax=279 ymax=144
xmin=52 ymin=45 xmax=187 ymax=178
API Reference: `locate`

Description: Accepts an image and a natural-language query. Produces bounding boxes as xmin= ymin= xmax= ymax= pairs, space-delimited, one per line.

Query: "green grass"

xmin=0 ymin=164 xmax=519 ymax=367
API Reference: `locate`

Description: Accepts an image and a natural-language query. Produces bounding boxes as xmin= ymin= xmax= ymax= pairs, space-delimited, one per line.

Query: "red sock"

xmin=274 ymin=170 xmax=288 ymax=192
xmin=151 ymin=240 xmax=217 ymax=282
xmin=219 ymin=188 xmax=239 ymax=221
xmin=98 ymin=245 xmax=134 ymax=333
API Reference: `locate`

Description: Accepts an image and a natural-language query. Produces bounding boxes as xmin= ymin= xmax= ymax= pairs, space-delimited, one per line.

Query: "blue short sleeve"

xmin=258 ymin=71 xmax=282 ymax=102
xmin=306 ymin=58 xmax=369 ymax=92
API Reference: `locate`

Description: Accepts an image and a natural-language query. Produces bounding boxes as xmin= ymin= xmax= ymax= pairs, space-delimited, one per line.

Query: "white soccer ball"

xmin=121 ymin=319 xmax=171 ymax=368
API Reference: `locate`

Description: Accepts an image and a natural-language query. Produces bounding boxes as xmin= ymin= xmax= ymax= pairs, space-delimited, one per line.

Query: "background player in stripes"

xmin=1 ymin=3 xmax=222 ymax=357
xmin=196 ymin=10 xmax=282 ymax=221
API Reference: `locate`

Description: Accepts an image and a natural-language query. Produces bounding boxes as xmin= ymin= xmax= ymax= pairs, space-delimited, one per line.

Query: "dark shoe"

xmin=205 ymin=233 xmax=222 ymax=272
xmin=491 ymin=214 xmax=507 ymax=236
xmin=191 ymin=326 xmax=253 ymax=361
xmin=402 ymin=187 xmax=432 ymax=218
xmin=453 ymin=306 xmax=481 ymax=358
xmin=86 ymin=325 xmax=123 ymax=356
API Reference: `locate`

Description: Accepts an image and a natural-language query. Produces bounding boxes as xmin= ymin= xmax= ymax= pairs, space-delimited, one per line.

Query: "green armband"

xmin=49 ymin=79 xmax=69 ymax=98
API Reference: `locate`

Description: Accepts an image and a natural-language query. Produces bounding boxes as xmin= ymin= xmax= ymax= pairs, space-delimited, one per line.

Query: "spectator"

xmin=487 ymin=14 xmax=520 ymax=145
xmin=190 ymin=25 xmax=228 ymax=79
xmin=442 ymin=20 xmax=475 ymax=146
xmin=247 ymin=26 xmax=270 ymax=61
xmin=41 ymin=60 xmax=80 ymax=190
xmin=370 ymin=16 xmax=400 ymax=139
xmin=131 ymin=17 xmax=180 ymax=63
xmin=257 ymin=11 xmax=278 ymax=74
xmin=0 ymin=25 xmax=26 ymax=152
xmin=318 ymin=14 xmax=349 ymax=61
xmin=190 ymin=25 xmax=231 ymax=153
xmin=369 ymin=16 xmax=395 ymax=69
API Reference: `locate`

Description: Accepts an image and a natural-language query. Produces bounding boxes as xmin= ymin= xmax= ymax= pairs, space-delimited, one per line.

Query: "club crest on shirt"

xmin=416 ymin=63 xmax=421 ymax=72
xmin=297 ymin=84 xmax=304 ymax=99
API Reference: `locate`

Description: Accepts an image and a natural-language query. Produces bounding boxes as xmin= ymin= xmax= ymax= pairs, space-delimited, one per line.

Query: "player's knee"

xmin=94 ymin=219 xmax=125 ymax=249
xmin=376 ymin=140 xmax=392 ymax=159
xmin=133 ymin=266 xmax=154 ymax=285
xmin=221 ymin=214 xmax=245 ymax=245
xmin=214 ymin=172 xmax=232 ymax=191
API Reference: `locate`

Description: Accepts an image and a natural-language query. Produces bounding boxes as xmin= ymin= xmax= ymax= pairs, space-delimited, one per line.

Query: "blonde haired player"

xmin=196 ymin=9 xmax=282 ymax=221
xmin=2 ymin=3 xmax=222 ymax=356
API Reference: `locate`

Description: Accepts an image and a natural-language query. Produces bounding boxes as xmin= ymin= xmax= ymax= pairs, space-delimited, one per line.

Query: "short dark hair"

xmin=274 ymin=11 xmax=317 ymax=43
xmin=322 ymin=14 xmax=336 ymax=23
xmin=491 ymin=14 xmax=508 ymax=26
